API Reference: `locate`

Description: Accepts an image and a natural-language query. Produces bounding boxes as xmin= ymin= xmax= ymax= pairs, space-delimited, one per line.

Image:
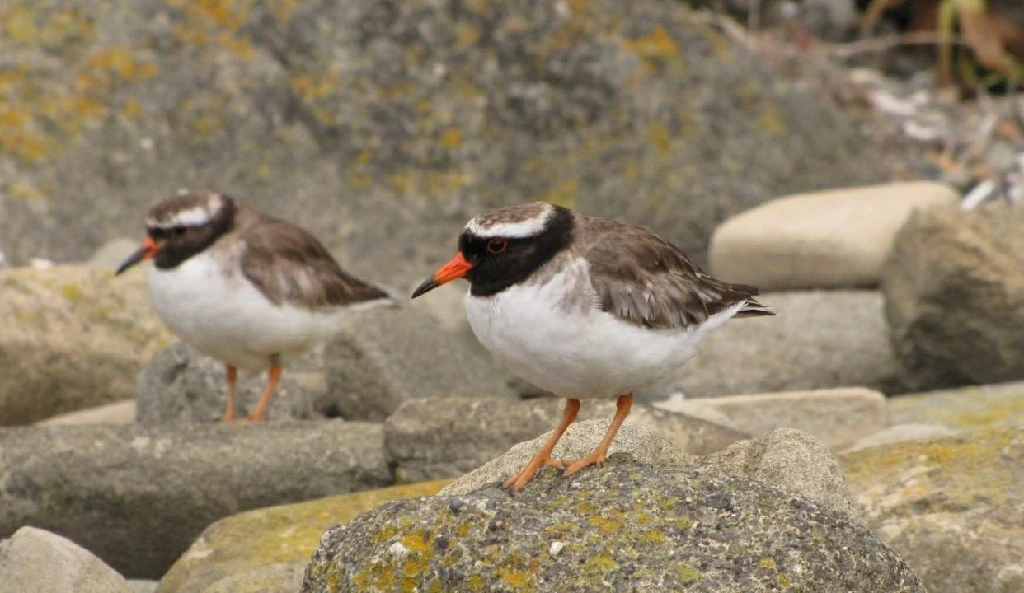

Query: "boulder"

xmin=883 ymin=203 xmax=1024 ymax=391
xmin=0 ymin=422 xmax=389 ymax=579
xmin=0 ymin=526 xmax=135 ymax=593
xmin=303 ymin=431 xmax=922 ymax=592
xmin=2 ymin=0 xmax=891 ymax=282
xmin=0 ymin=266 xmax=172 ymax=425
xmin=708 ymin=181 xmax=959 ymax=290
xmin=157 ymin=481 xmax=450 ymax=593
xmin=384 ymin=397 xmax=747 ymax=483
xmin=324 ymin=307 xmax=516 ymax=422
xmin=136 ymin=342 xmax=321 ymax=424
xmin=654 ymin=387 xmax=887 ymax=450
xmin=842 ymin=425 xmax=1024 ymax=593
xmin=662 ymin=291 xmax=901 ymax=398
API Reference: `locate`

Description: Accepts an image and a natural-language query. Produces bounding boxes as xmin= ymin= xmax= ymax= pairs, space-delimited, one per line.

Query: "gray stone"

xmin=0 ymin=526 xmax=134 ymax=593
xmin=37 ymin=400 xmax=137 ymax=426
xmin=385 ymin=397 xmax=747 ymax=484
xmin=883 ymin=203 xmax=1024 ymax=391
xmin=664 ymin=291 xmax=901 ymax=398
xmin=324 ymin=306 xmax=515 ymax=421
xmin=136 ymin=342 xmax=320 ymax=424
xmin=0 ymin=422 xmax=390 ymax=579
xmin=842 ymin=425 xmax=1024 ymax=593
xmin=0 ymin=266 xmax=172 ymax=426
xmin=654 ymin=387 xmax=887 ymax=450
xmin=304 ymin=457 xmax=923 ymax=592
xmin=844 ymin=423 xmax=957 ymax=453
xmin=2 ymin=0 xmax=892 ymax=282
xmin=708 ymin=182 xmax=959 ymax=290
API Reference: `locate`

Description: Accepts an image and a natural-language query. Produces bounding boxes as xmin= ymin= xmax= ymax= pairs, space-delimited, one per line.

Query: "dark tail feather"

xmin=735 ymin=297 xmax=775 ymax=317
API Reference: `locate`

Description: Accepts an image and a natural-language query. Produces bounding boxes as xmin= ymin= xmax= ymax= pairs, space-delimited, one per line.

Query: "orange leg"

xmin=246 ymin=363 xmax=282 ymax=422
xmin=503 ymin=398 xmax=581 ymax=492
xmin=222 ymin=365 xmax=239 ymax=423
xmin=563 ymin=393 xmax=633 ymax=476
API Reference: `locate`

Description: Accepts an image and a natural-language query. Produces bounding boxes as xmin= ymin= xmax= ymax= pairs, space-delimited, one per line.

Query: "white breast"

xmin=146 ymin=251 xmax=355 ymax=370
xmin=464 ymin=259 xmax=745 ymax=399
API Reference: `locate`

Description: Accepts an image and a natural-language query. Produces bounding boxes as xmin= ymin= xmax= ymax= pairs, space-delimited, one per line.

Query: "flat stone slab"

xmin=709 ymin=181 xmax=959 ymax=290
xmin=0 ymin=422 xmax=390 ymax=580
xmin=886 ymin=381 xmax=1024 ymax=432
xmin=655 ymin=387 xmax=887 ymax=450
xmin=156 ymin=481 xmax=451 ymax=593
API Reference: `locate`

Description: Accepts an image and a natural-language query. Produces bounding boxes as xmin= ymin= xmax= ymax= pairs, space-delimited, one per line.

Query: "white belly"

xmin=464 ymin=264 xmax=744 ymax=399
xmin=146 ymin=253 xmax=352 ymax=370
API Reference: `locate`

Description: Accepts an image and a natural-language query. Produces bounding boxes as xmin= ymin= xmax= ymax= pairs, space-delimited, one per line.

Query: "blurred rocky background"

xmin=2 ymin=1 xmax=1024 ymax=592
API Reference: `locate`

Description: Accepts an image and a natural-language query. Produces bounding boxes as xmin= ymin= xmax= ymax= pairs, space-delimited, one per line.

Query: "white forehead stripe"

xmin=466 ymin=207 xmax=553 ymax=238
xmin=147 ymin=206 xmax=212 ymax=229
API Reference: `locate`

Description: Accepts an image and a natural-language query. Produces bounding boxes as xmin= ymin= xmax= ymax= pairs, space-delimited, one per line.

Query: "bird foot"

xmin=502 ymin=456 xmax=565 ymax=492
xmin=561 ymin=451 xmax=607 ymax=477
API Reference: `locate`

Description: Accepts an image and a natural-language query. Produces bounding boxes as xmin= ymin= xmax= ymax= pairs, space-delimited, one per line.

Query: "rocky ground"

xmin=3 ymin=0 xmax=1024 ymax=592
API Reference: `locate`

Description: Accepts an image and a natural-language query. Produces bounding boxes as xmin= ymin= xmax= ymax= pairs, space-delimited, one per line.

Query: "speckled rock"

xmin=136 ymin=342 xmax=321 ymax=424
xmin=0 ymin=526 xmax=135 ymax=593
xmin=301 ymin=457 xmax=924 ymax=592
xmin=0 ymin=422 xmax=389 ymax=579
xmin=842 ymin=425 xmax=1024 ymax=593
xmin=324 ymin=307 xmax=516 ymax=422
xmin=440 ymin=422 xmax=859 ymax=520
xmin=0 ymin=266 xmax=172 ymax=425
xmin=157 ymin=481 xmax=450 ymax=593
xmin=2 ymin=0 xmax=890 ymax=281
xmin=883 ymin=203 xmax=1024 ymax=391
xmin=385 ymin=397 xmax=747 ymax=483
xmin=664 ymin=291 xmax=901 ymax=398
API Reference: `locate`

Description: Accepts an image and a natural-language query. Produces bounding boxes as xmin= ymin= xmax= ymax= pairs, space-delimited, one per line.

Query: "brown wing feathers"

xmin=238 ymin=211 xmax=392 ymax=309
xmin=583 ymin=219 xmax=773 ymax=330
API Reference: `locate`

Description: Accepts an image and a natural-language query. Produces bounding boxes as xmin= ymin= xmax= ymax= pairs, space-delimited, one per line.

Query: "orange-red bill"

xmin=114 ymin=236 xmax=158 ymax=276
xmin=411 ymin=252 xmax=472 ymax=298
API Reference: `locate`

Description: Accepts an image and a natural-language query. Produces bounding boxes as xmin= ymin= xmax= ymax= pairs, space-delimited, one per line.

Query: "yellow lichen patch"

xmin=466 ymin=574 xmax=486 ymax=591
xmin=455 ymin=22 xmax=479 ymax=49
xmin=587 ymin=514 xmax=621 ymax=536
xmin=60 ymin=283 xmax=85 ymax=302
xmin=569 ymin=0 xmax=589 ymax=14
xmin=289 ymin=71 xmax=341 ymax=101
xmin=439 ymin=127 xmax=463 ymax=150
xmin=676 ymin=562 xmax=702 ymax=582
xmin=623 ymin=25 xmax=679 ymax=73
xmin=757 ymin=100 xmax=786 ymax=136
xmin=759 ymin=558 xmax=777 ymax=570
xmin=1 ymin=4 xmax=37 ymax=44
xmin=646 ymin=122 xmax=671 ymax=155
xmin=639 ymin=529 xmax=666 ymax=545
xmin=497 ymin=566 xmax=533 ymax=589
xmin=582 ymin=553 xmax=619 ymax=575
xmin=401 ymin=531 xmax=432 ymax=555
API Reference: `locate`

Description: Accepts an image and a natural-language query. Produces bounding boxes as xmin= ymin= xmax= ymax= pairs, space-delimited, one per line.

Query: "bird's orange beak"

xmin=114 ymin=237 xmax=159 ymax=276
xmin=411 ymin=252 xmax=472 ymax=298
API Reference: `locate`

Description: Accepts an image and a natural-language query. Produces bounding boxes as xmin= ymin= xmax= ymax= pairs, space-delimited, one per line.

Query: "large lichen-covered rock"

xmin=0 ymin=265 xmax=172 ymax=425
xmin=301 ymin=456 xmax=924 ymax=592
xmin=157 ymin=481 xmax=451 ymax=593
xmin=883 ymin=203 xmax=1024 ymax=391
xmin=0 ymin=422 xmax=390 ymax=579
xmin=841 ymin=425 xmax=1024 ymax=593
xmin=2 ymin=0 xmax=890 ymax=278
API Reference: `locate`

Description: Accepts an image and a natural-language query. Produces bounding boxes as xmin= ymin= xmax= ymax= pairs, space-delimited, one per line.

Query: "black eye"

xmin=170 ymin=226 xmax=187 ymax=237
xmin=486 ymin=238 xmax=508 ymax=254
xmin=149 ymin=228 xmax=166 ymax=240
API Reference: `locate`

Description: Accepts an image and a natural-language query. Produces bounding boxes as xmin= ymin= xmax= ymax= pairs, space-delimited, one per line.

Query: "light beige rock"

xmin=655 ymin=387 xmax=886 ymax=449
xmin=0 ymin=266 xmax=173 ymax=426
xmin=440 ymin=421 xmax=858 ymax=519
xmin=37 ymin=400 xmax=136 ymax=426
xmin=709 ymin=181 xmax=959 ymax=290
xmin=0 ymin=526 xmax=135 ymax=593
